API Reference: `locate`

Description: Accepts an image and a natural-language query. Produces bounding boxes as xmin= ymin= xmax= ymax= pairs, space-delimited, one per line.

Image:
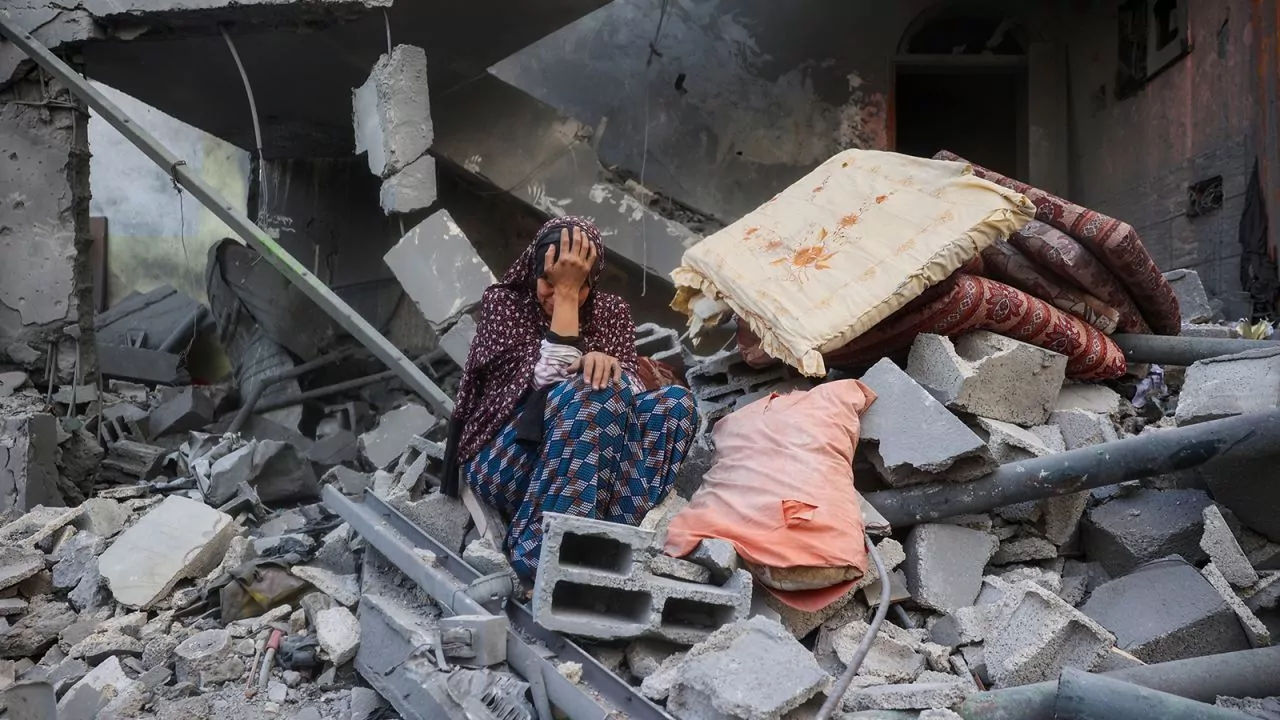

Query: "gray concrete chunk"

xmin=1164 ymin=269 xmax=1214 ymax=323
xmin=687 ymin=539 xmax=741 ymax=585
xmin=1048 ymin=409 xmax=1119 ymax=450
xmin=359 ymin=403 xmax=436 ymax=469
xmin=666 ymin=616 xmax=828 ymax=720
xmin=439 ymin=313 xmax=477 ymax=368
xmin=842 ymin=681 xmax=972 ymax=712
xmin=649 ymin=555 xmax=712 ymax=584
xmin=0 ymin=546 xmax=46 ymax=592
xmin=858 ymin=359 xmax=995 ymax=487
xmin=147 ymin=387 xmax=213 ymax=439
xmin=1201 ymin=562 xmax=1271 ymax=648
xmin=1053 ymin=384 xmax=1125 ymax=416
xmin=174 ymin=629 xmax=243 ymax=689
xmin=98 ymin=495 xmax=235 ymax=609
xmin=383 ymin=210 xmax=495 ymax=329
xmin=1201 ymin=505 xmax=1260 ymax=588
xmin=1175 ymin=348 xmax=1280 ymax=426
xmin=316 ymin=606 xmax=360 ymax=666
xmin=71 ymin=498 xmax=130 ymax=539
xmin=1081 ymin=556 xmax=1250 ymax=663
xmin=974 ymin=417 xmax=1058 ymax=465
xmin=353 ymin=44 xmax=432 ymax=178
xmin=991 ymin=537 xmax=1059 ymax=566
xmin=56 ymin=656 xmax=144 ymax=720
xmin=984 ymin=582 xmax=1115 ymax=687
xmin=906 ymin=332 xmax=1066 ymax=426
xmin=1083 ymin=488 xmax=1214 ymax=576
xmin=832 ymin=620 xmax=926 ymax=683
xmin=904 ymin=524 xmax=998 ymax=613
xmin=379 ymin=153 xmax=437 ymax=215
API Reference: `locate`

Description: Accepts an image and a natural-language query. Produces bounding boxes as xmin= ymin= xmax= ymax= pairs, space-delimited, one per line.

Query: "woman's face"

xmin=536 ymin=277 xmax=591 ymax=317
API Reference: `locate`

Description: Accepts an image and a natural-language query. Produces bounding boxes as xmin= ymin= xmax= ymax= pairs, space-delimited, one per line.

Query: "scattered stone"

xmin=291 ymin=565 xmax=360 ymax=607
xmin=1048 ymin=409 xmax=1119 ymax=450
xmin=556 ymin=661 xmax=583 ymax=684
xmin=1163 ymin=269 xmax=1214 ymax=323
xmin=832 ymin=620 xmax=926 ymax=683
xmin=639 ymin=492 xmax=688 ymax=541
xmin=1083 ymin=488 xmax=1214 ymax=576
xmin=1041 ymin=493 xmax=1090 ymax=547
xmin=267 ymin=679 xmax=288 ymax=703
xmin=66 ymin=631 xmax=145 ymax=665
xmin=0 ymin=599 xmax=76 ymax=658
xmin=46 ymin=657 xmax=89 ymax=696
xmin=666 ymin=616 xmax=829 ymax=720
xmin=52 ymin=532 xmax=104 ymax=590
xmin=323 ymin=466 xmax=372 ymax=496
xmin=142 ymin=635 xmax=180 ymax=670
xmin=439 ymin=314 xmax=478 ymax=369
xmin=359 ymin=403 xmax=436 ymax=469
xmin=1200 ymin=505 xmax=1260 ymax=589
xmin=0 ymin=599 xmax=26 ymax=616
xmin=1175 ymin=348 xmax=1280 ymax=426
xmin=991 ymin=537 xmax=1059 ymax=566
xmin=174 ymin=629 xmax=243 ymax=689
xmin=626 ymin=639 xmax=680 ymax=680
xmin=984 ymin=582 xmax=1115 ymax=687
xmin=56 ymin=656 xmax=145 ymax=720
xmin=315 ymin=606 xmax=360 ymax=665
xmin=858 ymin=358 xmax=996 ymax=487
xmin=907 ymin=332 xmax=1066 ymax=426
xmin=1081 ymin=556 xmax=1249 ymax=663
xmin=904 ymin=524 xmax=998 ymax=612
xmin=975 ymin=417 xmax=1058 ymax=465
xmin=98 ymin=495 xmax=235 ymax=608
xmin=862 ymin=569 xmax=912 ymax=608
xmin=649 ymin=554 xmax=712 ymax=584
xmin=1053 ymin=384 xmax=1125 ymax=416
xmin=686 ymin=538 xmax=741 ymax=585
xmin=70 ymin=499 xmax=129 ymax=539
xmin=138 ymin=666 xmax=172 ymax=691
xmin=0 ymin=547 xmax=46 ymax=592
xmin=1201 ymin=562 xmax=1272 ymax=648
xmin=349 ymin=686 xmax=388 ymax=720
xmin=67 ymin=564 xmax=110 ymax=613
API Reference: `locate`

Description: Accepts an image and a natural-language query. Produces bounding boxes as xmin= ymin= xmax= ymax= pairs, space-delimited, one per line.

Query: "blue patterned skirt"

xmin=464 ymin=379 xmax=698 ymax=580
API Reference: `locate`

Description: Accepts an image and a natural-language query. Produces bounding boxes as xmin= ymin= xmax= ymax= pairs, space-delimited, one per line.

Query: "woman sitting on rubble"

xmin=442 ymin=216 xmax=698 ymax=581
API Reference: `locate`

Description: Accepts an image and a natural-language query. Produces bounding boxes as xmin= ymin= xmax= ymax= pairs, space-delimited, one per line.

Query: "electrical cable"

xmin=220 ymin=26 xmax=267 ymax=212
xmin=815 ymin=533 xmax=891 ymax=720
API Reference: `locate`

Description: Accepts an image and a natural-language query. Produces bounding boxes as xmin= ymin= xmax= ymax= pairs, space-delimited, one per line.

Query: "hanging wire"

xmin=220 ymin=26 xmax=267 ymax=213
xmin=637 ymin=0 xmax=672 ymax=297
xmin=383 ymin=9 xmax=393 ymax=55
xmin=168 ymin=161 xmax=200 ymax=359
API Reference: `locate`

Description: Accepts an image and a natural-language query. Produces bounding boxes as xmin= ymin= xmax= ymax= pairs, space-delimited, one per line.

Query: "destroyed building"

xmin=2 ymin=0 xmax=1280 ymax=719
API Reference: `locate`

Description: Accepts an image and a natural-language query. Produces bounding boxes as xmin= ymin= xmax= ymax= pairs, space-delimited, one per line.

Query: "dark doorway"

xmin=895 ymin=66 xmax=1026 ymax=178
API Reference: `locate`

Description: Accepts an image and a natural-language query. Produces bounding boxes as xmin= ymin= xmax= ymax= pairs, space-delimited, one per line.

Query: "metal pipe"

xmin=816 ymin=534 xmax=891 ymax=720
xmin=958 ymin=645 xmax=1280 ymax=720
xmin=864 ymin=409 xmax=1280 ymax=527
xmin=253 ymin=366 xmax=398 ymax=414
xmin=1051 ymin=668 xmax=1253 ymax=720
xmin=1111 ymin=333 xmax=1280 ymax=365
xmin=226 ymin=348 xmax=359 ymax=434
xmin=0 ymin=18 xmax=456 ymax=420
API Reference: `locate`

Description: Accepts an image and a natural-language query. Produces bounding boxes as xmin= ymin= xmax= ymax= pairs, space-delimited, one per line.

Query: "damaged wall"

xmin=88 ymin=81 xmax=251 ymax=306
xmin=0 ymin=67 xmax=95 ymax=379
xmin=1065 ymin=0 xmax=1257 ymax=311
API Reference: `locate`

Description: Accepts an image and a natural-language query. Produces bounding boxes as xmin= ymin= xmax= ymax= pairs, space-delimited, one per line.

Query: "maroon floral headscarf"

xmin=442 ymin=217 xmax=639 ymax=495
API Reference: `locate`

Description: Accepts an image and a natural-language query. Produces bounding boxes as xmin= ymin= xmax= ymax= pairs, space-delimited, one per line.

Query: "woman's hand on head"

xmin=543 ymin=226 xmax=596 ymax=293
xmin=569 ymin=352 xmax=622 ymax=390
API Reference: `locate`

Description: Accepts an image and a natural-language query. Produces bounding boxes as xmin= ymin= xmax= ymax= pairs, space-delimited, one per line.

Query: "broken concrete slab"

xmin=666 ymin=616 xmax=828 ymax=720
xmin=0 ymin=547 xmax=46 ymax=593
xmin=65 ymin=630 xmax=145 ymax=665
xmin=973 ymin=417 xmax=1058 ymax=465
xmin=832 ymin=620 xmax=926 ymax=683
xmin=1081 ymin=556 xmax=1250 ymax=663
xmin=323 ymin=465 xmax=373 ymax=496
xmin=306 ymin=430 xmax=359 ymax=469
xmin=984 ymin=582 xmax=1115 ymax=687
xmin=1048 ymin=409 xmax=1119 ymax=450
xmin=0 ymin=600 xmax=75 ymax=659
xmin=907 ymin=332 xmax=1066 ymax=426
xmin=70 ymin=499 xmax=129 ymax=540
xmin=858 ymin=359 xmax=995 ymax=487
xmin=991 ymin=537 xmax=1059 ymax=566
xmin=147 ymin=387 xmax=214 ymax=439
xmin=67 ymin=563 xmax=110 ymax=614
xmin=98 ymin=495 xmax=235 ymax=608
xmin=1 ymin=414 xmax=62 ymax=514
xmin=315 ymin=606 xmax=360 ymax=665
xmin=1054 ymin=384 xmax=1125 ymax=416
xmin=56 ymin=655 xmax=145 ymax=720
xmin=1164 ymin=269 xmax=1214 ymax=323
xmin=1175 ymin=348 xmax=1280 ymax=426
xmin=291 ymin=565 xmax=360 ymax=607
xmin=1082 ymin=488 xmax=1214 ymax=576
xmin=1201 ymin=505 xmax=1259 ymax=588
xmin=1042 ymin=492 xmax=1091 ymax=547
xmin=353 ymin=44 xmax=433 ymax=179
xmin=842 ymin=680 xmax=972 ymax=713
xmin=379 ymin=153 xmax=437 ymax=215
xmin=904 ymin=524 xmax=998 ymax=612
xmin=174 ymin=629 xmax=243 ymax=689
xmin=1201 ymin=562 xmax=1271 ymax=648
xmin=439 ymin=313 xmax=477 ymax=369
xmin=382 ymin=210 xmax=495 ymax=329
xmin=862 ymin=569 xmax=912 ymax=609
xmin=97 ymin=344 xmax=188 ymax=386
xmin=52 ymin=533 xmax=104 ymax=591
xmin=359 ymin=403 xmax=437 ymax=469
xmin=626 ymin=639 xmax=680 ymax=680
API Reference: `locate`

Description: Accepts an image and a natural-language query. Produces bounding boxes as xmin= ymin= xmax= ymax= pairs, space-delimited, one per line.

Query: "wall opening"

xmin=894 ymin=7 xmax=1028 ymax=178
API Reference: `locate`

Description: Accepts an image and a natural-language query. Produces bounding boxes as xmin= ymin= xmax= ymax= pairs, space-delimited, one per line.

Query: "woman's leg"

xmin=602 ymin=385 xmax=698 ymax=524
xmin=506 ymin=379 xmax=633 ymax=579
xmin=463 ymin=416 xmax=535 ymax=521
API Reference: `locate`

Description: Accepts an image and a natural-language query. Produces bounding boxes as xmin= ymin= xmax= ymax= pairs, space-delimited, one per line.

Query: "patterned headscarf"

xmin=442 ymin=217 xmax=639 ymax=495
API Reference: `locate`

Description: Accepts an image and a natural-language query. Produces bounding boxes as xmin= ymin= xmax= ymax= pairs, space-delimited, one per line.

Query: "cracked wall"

xmin=0 ymin=67 xmax=95 ymax=379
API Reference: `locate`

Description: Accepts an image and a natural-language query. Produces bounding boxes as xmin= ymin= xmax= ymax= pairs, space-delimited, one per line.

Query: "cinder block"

xmin=634 ymin=323 xmax=682 ymax=363
xmin=984 ymin=582 xmax=1115 ymax=687
xmin=1083 ymin=488 xmax=1214 ymax=576
xmin=1175 ymin=348 xmax=1280 ymax=426
xmin=907 ymin=332 xmax=1066 ymax=426
xmin=353 ymin=44 xmax=433 ymax=178
xmin=383 ymin=210 xmax=495 ymax=329
xmin=379 ymin=153 xmax=437 ymax=215
xmin=686 ymin=349 xmax=793 ymax=404
xmin=904 ymin=524 xmax=998 ymax=613
xmin=1200 ymin=505 xmax=1259 ymax=588
xmin=667 ymin=616 xmax=828 ymax=720
xmin=858 ymin=359 xmax=995 ymax=487
xmin=1081 ymin=556 xmax=1250 ymax=663
xmin=1049 ymin=409 xmax=1119 ymax=450
xmin=533 ymin=513 xmax=752 ymax=644
xmin=1164 ymin=269 xmax=1214 ymax=323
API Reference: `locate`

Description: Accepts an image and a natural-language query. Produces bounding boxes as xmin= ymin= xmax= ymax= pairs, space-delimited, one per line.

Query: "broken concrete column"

xmin=1081 ymin=556 xmax=1250 ymax=663
xmin=857 ymin=359 xmax=995 ymax=487
xmin=1082 ymin=488 xmax=1214 ymax=576
xmin=174 ymin=629 xmax=243 ymax=689
xmin=0 ymin=414 xmax=63 ymax=513
xmin=1201 ymin=505 xmax=1260 ymax=589
xmin=353 ymin=44 xmax=433 ymax=179
xmin=98 ymin=495 xmax=235 ymax=608
xmin=1174 ymin=348 xmax=1280 ymax=426
xmin=1164 ymin=269 xmax=1214 ymax=323
xmin=906 ymin=332 xmax=1067 ymax=426
xmin=383 ymin=210 xmax=495 ymax=329
xmin=665 ymin=616 xmax=829 ymax=720
xmin=984 ymin=582 xmax=1115 ymax=687
xmin=904 ymin=524 xmax=998 ymax=613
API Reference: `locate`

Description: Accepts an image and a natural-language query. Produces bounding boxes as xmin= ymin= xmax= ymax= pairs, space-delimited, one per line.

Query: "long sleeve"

xmin=532 ymin=339 xmax=583 ymax=389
